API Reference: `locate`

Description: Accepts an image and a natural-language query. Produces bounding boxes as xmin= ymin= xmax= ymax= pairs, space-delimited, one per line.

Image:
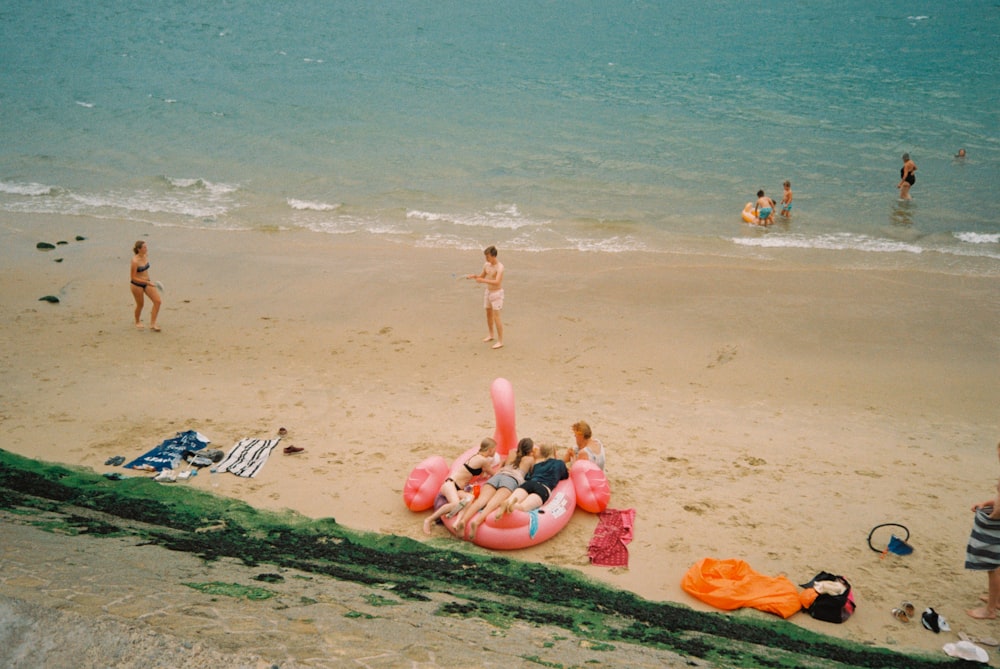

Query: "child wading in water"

xmin=780 ymin=180 xmax=793 ymax=218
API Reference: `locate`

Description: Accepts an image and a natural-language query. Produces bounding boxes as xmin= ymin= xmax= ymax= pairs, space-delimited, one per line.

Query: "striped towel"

xmin=215 ymin=438 xmax=281 ymax=478
xmin=966 ymin=507 xmax=1000 ymax=571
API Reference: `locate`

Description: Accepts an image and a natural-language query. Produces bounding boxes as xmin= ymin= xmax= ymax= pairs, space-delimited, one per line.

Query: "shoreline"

xmin=1 ymin=214 xmax=998 ymax=663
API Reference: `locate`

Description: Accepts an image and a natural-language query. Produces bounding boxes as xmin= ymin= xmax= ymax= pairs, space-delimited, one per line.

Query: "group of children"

xmin=422 ymin=421 xmax=606 ymax=541
xmin=748 ymin=180 xmax=794 ymax=226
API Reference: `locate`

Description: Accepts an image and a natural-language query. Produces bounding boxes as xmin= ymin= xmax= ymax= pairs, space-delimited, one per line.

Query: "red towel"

xmin=588 ymin=508 xmax=636 ymax=567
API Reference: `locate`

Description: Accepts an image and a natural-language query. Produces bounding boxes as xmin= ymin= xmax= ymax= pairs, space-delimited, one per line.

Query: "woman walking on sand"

xmin=130 ymin=240 xmax=163 ymax=331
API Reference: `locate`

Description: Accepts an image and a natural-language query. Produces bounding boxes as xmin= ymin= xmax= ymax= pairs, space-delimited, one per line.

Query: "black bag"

xmin=801 ymin=571 xmax=856 ymax=624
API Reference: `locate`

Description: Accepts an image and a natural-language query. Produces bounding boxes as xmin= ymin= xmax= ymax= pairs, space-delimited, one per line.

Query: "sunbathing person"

xmin=496 ymin=442 xmax=568 ymax=519
xmin=422 ymin=438 xmax=498 ymax=534
xmin=455 ymin=437 xmax=536 ymax=540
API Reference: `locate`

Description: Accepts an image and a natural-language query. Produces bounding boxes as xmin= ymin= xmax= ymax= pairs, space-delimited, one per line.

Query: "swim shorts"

xmin=520 ymin=480 xmax=552 ymax=503
xmin=487 ymin=471 xmax=521 ymax=492
xmin=781 ymin=202 xmax=792 ymax=212
xmin=484 ymin=288 xmax=504 ymax=310
xmin=757 ymin=207 xmax=773 ymax=220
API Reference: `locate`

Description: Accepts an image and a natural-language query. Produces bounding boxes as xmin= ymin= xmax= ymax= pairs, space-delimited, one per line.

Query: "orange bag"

xmin=681 ymin=557 xmax=802 ymax=619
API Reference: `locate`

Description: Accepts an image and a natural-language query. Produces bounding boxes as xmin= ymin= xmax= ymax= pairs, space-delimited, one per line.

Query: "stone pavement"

xmin=0 ymin=516 xmax=701 ymax=668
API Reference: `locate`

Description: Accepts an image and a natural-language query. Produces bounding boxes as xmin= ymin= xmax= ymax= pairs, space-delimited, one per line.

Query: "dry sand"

xmin=1 ymin=212 xmax=999 ymax=663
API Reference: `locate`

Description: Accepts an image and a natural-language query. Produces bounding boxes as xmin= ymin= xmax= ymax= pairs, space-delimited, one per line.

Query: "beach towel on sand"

xmin=215 ymin=438 xmax=281 ymax=478
xmin=681 ymin=557 xmax=802 ymax=619
xmin=588 ymin=508 xmax=636 ymax=567
xmin=125 ymin=430 xmax=209 ymax=471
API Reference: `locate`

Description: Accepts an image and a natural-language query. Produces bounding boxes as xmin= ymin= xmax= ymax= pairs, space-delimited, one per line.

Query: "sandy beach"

xmin=2 ymin=212 xmax=999 ymax=663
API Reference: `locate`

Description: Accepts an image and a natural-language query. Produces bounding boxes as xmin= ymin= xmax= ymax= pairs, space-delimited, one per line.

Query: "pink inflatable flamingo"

xmin=404 ymin=378 xmax=611 ymax=549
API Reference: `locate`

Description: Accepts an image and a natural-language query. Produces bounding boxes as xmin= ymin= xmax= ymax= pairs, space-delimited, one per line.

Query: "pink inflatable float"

xmin=404 ymin=377 xmax=611 ymax=549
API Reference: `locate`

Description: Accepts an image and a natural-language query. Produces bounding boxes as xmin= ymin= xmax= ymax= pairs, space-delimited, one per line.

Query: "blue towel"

xmin=125 ymin=430 xmax=209 ymax=471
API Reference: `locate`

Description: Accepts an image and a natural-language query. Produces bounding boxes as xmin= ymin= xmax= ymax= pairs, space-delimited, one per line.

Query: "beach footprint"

xmin=707 ymin=344 xmax=738 ymax=368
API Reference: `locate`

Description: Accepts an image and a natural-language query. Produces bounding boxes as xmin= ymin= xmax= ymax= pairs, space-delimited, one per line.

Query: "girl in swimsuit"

xmin=456 ymin=437 xmax=537 ymax=540
xmin=422 ymin=437 xmax=498 ymax=534
xmin=130 ymin=240 xmax=163 ymax=331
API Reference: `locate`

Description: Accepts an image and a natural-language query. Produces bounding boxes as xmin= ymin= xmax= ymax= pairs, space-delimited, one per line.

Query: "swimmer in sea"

xmin=130 ymin=240 xmax=163 ymax=331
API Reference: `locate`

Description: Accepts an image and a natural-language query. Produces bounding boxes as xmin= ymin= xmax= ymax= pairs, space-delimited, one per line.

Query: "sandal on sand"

xmin=922 ymin=607 xmax=950 ymax=633
xmin=900 ymin=601 xmax=916 ymax=618
xmin=278 ymin=427 xmax=288 ymax=436
xmin=892 ymin=608 xmax=910 ymax=623
xmin=283 ymin=445 xmax=304 ymax=455
xmin=960 ymin=631 xmax=1000 ymax=647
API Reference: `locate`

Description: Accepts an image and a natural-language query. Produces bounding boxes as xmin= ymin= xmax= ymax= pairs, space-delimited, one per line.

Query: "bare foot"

xmin=135 ymin=322 xmax=144 ymax=330
xmin=422 ymin=518 xmax=433 ymax=535
xmin=967 ymin=607 xmax=997 ymax=620
xmin=468 ymin=518 xmax=481 ymax=540
xmin=492 ymin=342 xmax=503 ymax=349
xmin=494 ymin=501 xmax=513 ymax=521
xmin=151 ymin=325 xmax=161 ymax=332
xmin=453 ymin=518 xmax=465 ymax=533
xmin=482 ymin=336 xmax=494 ymax=342
xmin=981 ymin=594 xmax=990 ymax=603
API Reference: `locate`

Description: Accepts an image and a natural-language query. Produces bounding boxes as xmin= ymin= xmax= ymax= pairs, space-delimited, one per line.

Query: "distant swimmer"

xmin=466 ymin=245 xmax=505 ymax=349
xmin=780 ymin=180 xmax=793 ymax=218
xmin=956 ymin=148 xmax=967 ymax=159
xmin=898 ymin=153 xmax=917 ymax=200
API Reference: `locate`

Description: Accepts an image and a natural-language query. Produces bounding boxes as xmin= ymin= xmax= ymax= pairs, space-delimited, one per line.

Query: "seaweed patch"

xmin=0 ymin=448 xmax=949 ymax=668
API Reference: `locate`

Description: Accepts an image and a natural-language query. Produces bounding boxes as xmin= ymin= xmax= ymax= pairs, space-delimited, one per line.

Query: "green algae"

xmin=183 ymin=581 xmax=276 ymax=600
xmin=0 ymin=448 xmax=957 ymax=668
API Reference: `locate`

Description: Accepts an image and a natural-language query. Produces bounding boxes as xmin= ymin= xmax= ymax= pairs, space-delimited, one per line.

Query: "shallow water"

xmin=1 ymin=1 xmax=997 ymax=269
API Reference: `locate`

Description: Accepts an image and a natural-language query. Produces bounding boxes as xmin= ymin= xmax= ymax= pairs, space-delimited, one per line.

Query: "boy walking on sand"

xmin=467 ymin=245 xmax=505 ymax=349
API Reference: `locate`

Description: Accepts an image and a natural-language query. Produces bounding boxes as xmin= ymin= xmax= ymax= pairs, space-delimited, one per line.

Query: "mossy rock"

xmin=36 ymin=242 xmax=56 ymax=250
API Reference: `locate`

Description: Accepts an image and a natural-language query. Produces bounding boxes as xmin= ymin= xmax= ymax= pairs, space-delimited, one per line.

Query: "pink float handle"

xmin=571 ymin=459 xmax=611 ymax=513
xmin=490 ymin=377 xmax=517 ymax=459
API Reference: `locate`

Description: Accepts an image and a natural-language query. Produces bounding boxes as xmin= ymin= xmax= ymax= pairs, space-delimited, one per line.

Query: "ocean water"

xmin=1 ymin=1 xmax=997 ymax=272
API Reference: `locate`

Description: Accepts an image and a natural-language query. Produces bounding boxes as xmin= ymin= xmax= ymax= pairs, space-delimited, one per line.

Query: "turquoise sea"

xmin=1 ymin=1 xmax=997 ymax=272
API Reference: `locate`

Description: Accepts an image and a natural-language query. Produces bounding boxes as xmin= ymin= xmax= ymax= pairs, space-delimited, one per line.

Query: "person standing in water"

xmin=130 ymin=240 xmax=162 ymax=331
xmin=898 ymin=153 xmax=917 ymax=199
xmin=780 ymin=180 xmax=793 ymax=218
xmin=467 ymin=245 xmax=505 ymax=349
